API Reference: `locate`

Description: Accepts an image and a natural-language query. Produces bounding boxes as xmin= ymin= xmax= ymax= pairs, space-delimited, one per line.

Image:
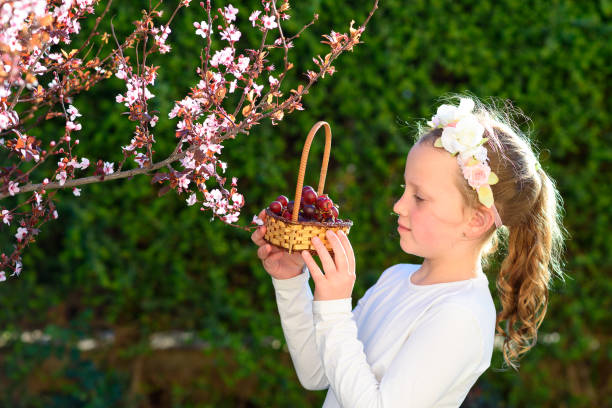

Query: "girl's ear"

xmin=464 ymin=206 xmax=495 ymax=239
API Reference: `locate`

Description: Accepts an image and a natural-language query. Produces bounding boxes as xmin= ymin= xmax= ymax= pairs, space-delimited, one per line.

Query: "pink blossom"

xmin=0 ymin=271 xmax=5 ymax=282
xmin=262 ymin=15 xmax=278 ymax=29
xmin=210 ymin=47 xmax=234 ymax=68
xmin=67 ymin=105 xmax=81 ymax=121
xmin=231 ymin=193 xmax=244 ymax=206
xmin=223 ymin=212 xmax=239 ymax=223
xmin=194 ymin=21 xmax=212 ymax=39
xmin=73 ymin=187 xmax=81 ymax=196
xmin=66 ymin=121 xmax=82 ymax=131
xmin=229 ymin=79 xmax=237 ymax=93
xmin=2 ymin=209 xmax=12 ymax=225
xmin=186 ymin=193 xmax=197 ymax=206
xmin=79 ymin=157 xmax=90 ymax=169
xmin=220 ymin=24 xmax=241 ymax=42
xmin=134 ymin=153 xmax=148 ymax=168
xmin=103 ymin=162 xmax=114 ymax=175
xmin=222 ymin=4 xmax=239 ymax=22
xmin=115 ymin=68 xmax=128 ymax=80
xmin=15 ymin=227 xmax=28 ymax=241
xmin=268 ymin=75 xmax=278 ymax=87
xmin=8 ymin=181 xmax=19 ymax=196
xmin=56 ymin=170 xmax=67 ymax=186
xmin=34 ymin=191 xmax=42 ymax=206
xmin=252 ymin=214 xmax=264 ymax=226
xmin=180 ymin=152 xmax=196 ymax=169
xmin=0 ymin=109 xmax=19 ymax=130
xmin=252 ymin=83 xmax=263 ymax=96
xmin=249 ymin=10 xmax=261 ymax=26
xmin=178 ymin=176 xmax=190 ymax=189
xmin=12 ymin=261 xmax=22 ymax=276
xmin=460 ymin=161 xmax=491 ymax=189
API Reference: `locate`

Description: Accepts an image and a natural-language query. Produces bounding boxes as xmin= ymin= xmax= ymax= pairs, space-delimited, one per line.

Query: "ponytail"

xmin=494 ymin=168 xmax=567 ymax=370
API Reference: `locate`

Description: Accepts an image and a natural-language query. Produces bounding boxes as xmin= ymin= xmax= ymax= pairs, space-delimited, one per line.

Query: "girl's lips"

xmin=398 ymin=224 xmax=411 ymax=232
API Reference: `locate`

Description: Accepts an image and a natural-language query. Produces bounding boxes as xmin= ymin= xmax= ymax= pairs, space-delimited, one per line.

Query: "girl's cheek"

xmin=411 ymin=209 xmax=435 ymax=241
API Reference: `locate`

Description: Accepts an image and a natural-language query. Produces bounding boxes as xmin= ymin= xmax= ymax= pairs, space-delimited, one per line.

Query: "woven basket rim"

xmin=265 ymin=208 xmax=353 ymax=228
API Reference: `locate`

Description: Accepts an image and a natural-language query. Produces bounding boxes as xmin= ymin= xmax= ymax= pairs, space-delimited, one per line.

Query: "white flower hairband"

xmin=427 ymin=98 xmax=503 ymax=228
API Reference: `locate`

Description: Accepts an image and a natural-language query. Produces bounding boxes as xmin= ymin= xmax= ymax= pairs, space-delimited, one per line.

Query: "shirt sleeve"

xmin=271 ymin=265 xmax=330 ymax=390
xmin=312 ymin=301 xmax=484 ymax=408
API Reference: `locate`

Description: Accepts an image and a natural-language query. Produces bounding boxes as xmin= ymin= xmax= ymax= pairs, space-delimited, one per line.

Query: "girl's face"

xmin=393 ymin=142 xmax=469 ymax=259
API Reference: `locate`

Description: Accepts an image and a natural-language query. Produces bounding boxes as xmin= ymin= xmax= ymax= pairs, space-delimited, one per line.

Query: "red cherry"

xmin=282 ymin=210 xmax=292 ymax=220
xmin=276 ymin=195 xmax=289 ymax=207
xmin=287 ymin=200 xmax=295 ymax=214
xmin=269 ymin=201 xmax=283 ymax=215
xmin=316 ymin=196 xmax=333 ymax=212
xmin=303 ymin=204 xmax=316 ymax=219
xmin=302 ymin=188 xmax=318 ymax=205
xmin=330 ymin=205 xmax=339 ymax=219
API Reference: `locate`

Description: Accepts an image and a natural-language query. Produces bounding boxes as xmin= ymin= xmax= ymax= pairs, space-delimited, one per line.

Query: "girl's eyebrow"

xmin=404 ymin=177 xmax=433 ymax=198
xmin=403 ymin=177 xmax=423 ymax=189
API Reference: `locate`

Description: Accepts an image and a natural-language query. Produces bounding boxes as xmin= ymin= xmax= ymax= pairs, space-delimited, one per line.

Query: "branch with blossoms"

xmin=0 ymin=0 xmax=379 ymax=281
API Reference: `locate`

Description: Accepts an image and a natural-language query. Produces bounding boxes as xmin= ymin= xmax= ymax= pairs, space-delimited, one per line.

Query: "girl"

xmin=251 ymin=94 xmax=566 ymax=407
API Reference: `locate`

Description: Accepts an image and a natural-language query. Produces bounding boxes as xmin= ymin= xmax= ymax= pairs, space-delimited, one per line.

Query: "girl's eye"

xmin=414 ymin=194 xmax=424 ymax=202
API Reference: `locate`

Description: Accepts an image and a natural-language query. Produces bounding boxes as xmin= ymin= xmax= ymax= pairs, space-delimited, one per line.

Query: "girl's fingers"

xmin=311 ymin=235 xmax=337 ymax=275
xmin=258 ymin=208 xmax=267 ymax=220
xmin=326 ymin=230 xmax=349 ymax=276
xmin=257 ymin=243 xmax=271 ymax=260
xmin=251 ymin=225 xmax=267 ymax=246
xmin=302 ymin=250 xmax=325 ymax=283
xmin=337 ymin=230 xmax=356 ymax=275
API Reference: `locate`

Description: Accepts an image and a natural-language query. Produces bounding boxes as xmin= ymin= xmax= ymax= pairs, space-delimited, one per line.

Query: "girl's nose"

xmin=393 ymin=195 xmax=406 ymax=216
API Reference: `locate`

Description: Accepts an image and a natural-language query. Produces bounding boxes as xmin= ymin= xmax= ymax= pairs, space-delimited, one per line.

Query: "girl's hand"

xmin=302 ymin=229 xmax=356 ymax=301
xmin=251 ymin=208 xmax=305 ymax=280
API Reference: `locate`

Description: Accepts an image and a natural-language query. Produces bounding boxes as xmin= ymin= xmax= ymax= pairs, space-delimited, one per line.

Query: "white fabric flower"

xmin=440 ymin=115 xmax=485 ymax=155
xmin=428 ymin=97 xmax=475 ymax=128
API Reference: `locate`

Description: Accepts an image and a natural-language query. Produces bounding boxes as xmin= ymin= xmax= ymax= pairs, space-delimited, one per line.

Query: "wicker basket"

xmin=264 ymin=121 xmax=353 ymax=254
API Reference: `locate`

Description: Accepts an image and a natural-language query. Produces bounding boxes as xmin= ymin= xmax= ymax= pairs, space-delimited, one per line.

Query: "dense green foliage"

xmin=1 ymin=0 xmax=610 ymax=406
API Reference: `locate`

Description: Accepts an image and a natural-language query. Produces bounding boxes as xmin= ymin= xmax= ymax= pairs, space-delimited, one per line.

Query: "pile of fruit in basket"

xmin=267 ymin=185 xmax=345 ymax=223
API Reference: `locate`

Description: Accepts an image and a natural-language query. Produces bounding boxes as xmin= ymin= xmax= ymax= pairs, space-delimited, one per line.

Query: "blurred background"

xmin=0 ymin=0 xmax=610 ymax=406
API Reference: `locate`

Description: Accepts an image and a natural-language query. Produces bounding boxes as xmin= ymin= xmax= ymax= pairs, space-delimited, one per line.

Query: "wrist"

xmin=272 ymin=265 xmax=306 ymax=280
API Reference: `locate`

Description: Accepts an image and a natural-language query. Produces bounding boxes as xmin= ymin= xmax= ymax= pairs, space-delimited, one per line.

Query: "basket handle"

xmin=292 ymin=121 xmax=332 ymax=223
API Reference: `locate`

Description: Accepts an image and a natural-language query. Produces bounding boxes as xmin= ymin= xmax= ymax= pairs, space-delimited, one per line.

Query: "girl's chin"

xmin=399 ymin=241 xmax=419 ymax=257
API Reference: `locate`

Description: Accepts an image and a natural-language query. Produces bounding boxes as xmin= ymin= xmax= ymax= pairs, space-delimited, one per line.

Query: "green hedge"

xmin=0 ymin=0 xmax=610 ymax=406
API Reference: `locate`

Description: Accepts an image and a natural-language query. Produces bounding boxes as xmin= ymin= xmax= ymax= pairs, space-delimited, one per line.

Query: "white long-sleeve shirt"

xmin=271 ymin=263 xmax=497 ymax=408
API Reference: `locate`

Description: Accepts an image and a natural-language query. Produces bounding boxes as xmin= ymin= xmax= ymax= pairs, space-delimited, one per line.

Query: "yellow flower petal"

xmin=488 ymin=172 xmax=499 ymax=185
xmin=434 ymin=137 xmax=443 ymax=147
xmin=477 ymin=185 xmax=494 ymax=208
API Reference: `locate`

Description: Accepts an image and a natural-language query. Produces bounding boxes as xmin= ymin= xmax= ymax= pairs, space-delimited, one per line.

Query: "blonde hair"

xmin=415 ymin=93 xmax=568 ymax=371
